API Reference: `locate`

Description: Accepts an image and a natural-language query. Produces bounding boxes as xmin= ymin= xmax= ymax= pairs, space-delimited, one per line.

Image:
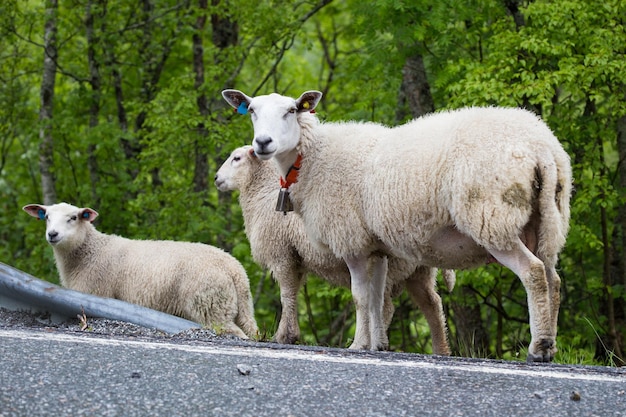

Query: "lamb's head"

xmin=222 ymin=90 xmax=322 ymax=161
xmin=214 ymin=146 xmax=257 ymax=192
xmin=23 ymin=202 xmax=98 ymax=249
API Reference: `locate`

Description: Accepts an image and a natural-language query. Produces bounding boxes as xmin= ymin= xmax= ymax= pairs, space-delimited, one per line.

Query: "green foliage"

xmin=1 ymin=0 xmax=625 ymax=366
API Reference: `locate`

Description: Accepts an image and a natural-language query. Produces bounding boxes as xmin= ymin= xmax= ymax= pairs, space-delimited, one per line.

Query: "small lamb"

xmin=222 ymin=89 xmax=572 ymax=362
xmin=215 ymin=145 xmax=455 ymax=354
xmin=23 ymin=202 xmax=258 ymax=339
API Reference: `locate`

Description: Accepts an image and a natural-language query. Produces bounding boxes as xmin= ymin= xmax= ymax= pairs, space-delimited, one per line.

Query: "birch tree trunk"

xmin=38 ymin=0 xmax=58 ymax=205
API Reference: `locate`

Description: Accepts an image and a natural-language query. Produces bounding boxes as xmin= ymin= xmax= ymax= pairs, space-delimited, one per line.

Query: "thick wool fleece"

xmin=38 ymin=204 xmax=258 ymax=339
xmin=215 ymin=146 xmax=454 ymax=354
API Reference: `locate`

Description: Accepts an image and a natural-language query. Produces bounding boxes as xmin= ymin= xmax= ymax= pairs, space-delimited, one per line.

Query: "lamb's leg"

xmin=368 ymin=256 xmax=389 ymax=351
xmin=222 ymin=323 xmax=249 ymax=339
xmin=404 ymin=266 xmax=451 ymax=356
xmin=274 ymin=270 xmax=305 ymax=344
xmin=344 ymin=254 xmax=371 ymax=350
xmin=489 ymin=239 xmax=555 ymax=362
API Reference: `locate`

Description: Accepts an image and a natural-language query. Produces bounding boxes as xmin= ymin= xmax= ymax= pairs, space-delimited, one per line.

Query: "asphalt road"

xmin=1 ymin=328 xmax=625 ymax=417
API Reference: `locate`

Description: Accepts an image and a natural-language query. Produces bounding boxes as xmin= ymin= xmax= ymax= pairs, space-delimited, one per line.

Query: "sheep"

xmin=222 ymin=89 xmax=572 ymax=362
xmin=214 ymin=145 xmax=456 ymax=354
xmin=23 ymin=202 xmax=258 ymax=339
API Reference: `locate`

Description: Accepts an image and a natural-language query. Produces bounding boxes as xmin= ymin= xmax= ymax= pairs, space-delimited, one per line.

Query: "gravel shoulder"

xmin=0 ymin=306 xmax=225 ymax=342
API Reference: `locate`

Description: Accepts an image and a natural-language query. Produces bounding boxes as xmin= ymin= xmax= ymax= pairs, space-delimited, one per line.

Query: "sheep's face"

xmin=23 ymin=203 xmax=99 ymax=250
xmin=214 ymin=146 xmax=255 ymax=192
xmin=222 ymin=90 xmax=322 ymax=162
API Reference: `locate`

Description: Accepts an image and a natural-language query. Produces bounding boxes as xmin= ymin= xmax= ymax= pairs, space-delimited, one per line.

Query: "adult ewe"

xmin=222 ymin=90 xmax=572 ymax=362
xmin=23 ymin=202 xmax=258 ymax=339
xmin=215 ymin=145 xmax=455 ymax=354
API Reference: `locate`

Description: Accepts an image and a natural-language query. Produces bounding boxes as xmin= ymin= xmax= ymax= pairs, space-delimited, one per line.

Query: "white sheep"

xmin=222 ymin=90 xmax=572 ymax=362
xmin=23 ymin=202 xmax=258 ymax=339
xmin=215 ymin=145 xmax=456 ymax=354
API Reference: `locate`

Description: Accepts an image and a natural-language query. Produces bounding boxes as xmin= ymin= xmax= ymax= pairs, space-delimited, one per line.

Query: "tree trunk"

xmin=503 ymin=0 xmax=526 ymax=29
xmin=210 ymin=0 xmax=239 ymax=248
xmin=396 ymin=54 xmax=434 ymax=122
xmin=605 ymin=110 xmax=626 ymax=366
xmin=192 ymin=0 xmax=209 ymax=194
xmin=85 ymin=0 xmax=101 ymax=206
xmin=38 ymin=0 xmax=58 ymax=205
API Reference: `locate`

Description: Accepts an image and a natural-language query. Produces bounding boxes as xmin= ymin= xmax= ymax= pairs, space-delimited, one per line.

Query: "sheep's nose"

xmin=48 ymin=230 xmax=58 ymax=240
xmin=254 ymin=135 xmax=272 ymax=151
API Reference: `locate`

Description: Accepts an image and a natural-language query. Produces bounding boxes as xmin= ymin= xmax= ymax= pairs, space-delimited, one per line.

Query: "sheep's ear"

xmin=79 ymin=208 xmax=99 ymax=223
xmin=222 ymin=90 xmax=253 ymax=115
xmin=23 ymin=204 xmax=47 ymax=220
xmin=296 ymin=91 xmax=322 ymax=113
xmin=248 ymin=147 xmax=257 ymax=159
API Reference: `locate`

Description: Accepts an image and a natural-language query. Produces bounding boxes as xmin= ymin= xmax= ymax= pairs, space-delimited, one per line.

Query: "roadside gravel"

xmin=0 ymin=306 xmax=227 ymax=341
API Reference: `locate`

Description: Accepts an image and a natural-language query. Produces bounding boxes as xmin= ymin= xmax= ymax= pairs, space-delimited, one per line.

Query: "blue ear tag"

xmin=38 ymin=209 xmax=45 ymax=220
xmin=82 ymin=211 xmax=90 ymax=219
xmin=237 ymin=102 xmax=248 ymax=115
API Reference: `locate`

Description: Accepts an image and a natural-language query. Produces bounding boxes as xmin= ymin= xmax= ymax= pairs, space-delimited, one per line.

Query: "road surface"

xmin=1 ymin=328 xmax=625 ymax=416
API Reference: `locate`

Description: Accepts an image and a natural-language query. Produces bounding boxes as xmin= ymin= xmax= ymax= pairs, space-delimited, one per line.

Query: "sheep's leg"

xmin=344 ymin=254 xmax=371 ymax=350
xmin=368 ymin=256 xmax=389 ymax=351
xmin=489 ymin=239 xmax=555 ymax=362
xmin=382 ymin=291 xmax=395 ymax=331
xmin=404 ymin=266 xmax=451 ymax=356
xmin=545 ymin=265 xmax=561 ymax=342
xmin=274 ymin=270 xmax=306 ymax=344
xmin=222 ymin=323 xmax=249 ymax=339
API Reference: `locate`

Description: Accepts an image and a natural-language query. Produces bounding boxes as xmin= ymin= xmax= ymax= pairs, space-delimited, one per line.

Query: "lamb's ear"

xmin=247 ymin=147 xmax=257 ymax=159
xmin=296 ymin=91 xmax=322 ymax=113
xmin=79 ymin=208 xmax=99 ymax=223
xmin=23 ymin=204 xmax=47 ymax=220
xmin=222 ymin=90 xmax=253 ymax=115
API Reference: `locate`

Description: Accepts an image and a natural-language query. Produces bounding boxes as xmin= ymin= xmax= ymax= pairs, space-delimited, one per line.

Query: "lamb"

xmin=214 ymin=145 xmax=455 ymax=354
xmin=222 ymin=89 xmax=572 ymax=362
xmin=23 ymin=202 xmax=258 ymax=339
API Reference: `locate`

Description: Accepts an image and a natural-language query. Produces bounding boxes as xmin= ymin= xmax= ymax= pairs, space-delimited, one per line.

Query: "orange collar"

xmin=279 ymin=154 xmax=302 ymax=189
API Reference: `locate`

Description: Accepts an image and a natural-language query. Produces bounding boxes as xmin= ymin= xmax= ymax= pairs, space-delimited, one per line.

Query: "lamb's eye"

xmin=69 ymin=215 xmax=77 ymax=222
xmin=233 ymin=156 xmax=241 ymax=162
xmin=248 ymin=108 xmax=254 ymax=114
xmin=288 ymin=108 xmax=296 ymax=114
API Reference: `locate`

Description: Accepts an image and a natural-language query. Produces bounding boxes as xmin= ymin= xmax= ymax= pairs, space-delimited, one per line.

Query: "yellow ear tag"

xmin=302 ymin=102 xmax=310 ymax=110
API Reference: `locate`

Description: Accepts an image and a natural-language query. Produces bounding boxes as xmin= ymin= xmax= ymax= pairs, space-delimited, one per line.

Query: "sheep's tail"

xmin=535 ymin=148 xmax=572 ymax=266
xmin=441 ymin=269 xmax=456 ymax=292
xmin=232 ymin=266 xmax=259 ymax=339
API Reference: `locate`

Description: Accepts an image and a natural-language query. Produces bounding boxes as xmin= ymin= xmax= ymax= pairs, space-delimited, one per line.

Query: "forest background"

xmin=1 ymin=0 xmax=625 ymax=366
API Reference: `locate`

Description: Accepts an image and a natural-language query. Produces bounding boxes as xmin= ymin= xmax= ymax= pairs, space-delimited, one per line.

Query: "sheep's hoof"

xmin=527 ymin=338 xmax=556 ymax=363
xmin=348 ymin=342 xmax=369 ymax=350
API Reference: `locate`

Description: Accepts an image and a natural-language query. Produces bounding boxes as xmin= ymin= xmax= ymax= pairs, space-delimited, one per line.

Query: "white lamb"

xmin=23 ymin=202 xmax=258 ymax=339
xmin=222 ymin=89 xmax=572 ymax=362
xmin=215 ymin=145 xmax=455 ymax=354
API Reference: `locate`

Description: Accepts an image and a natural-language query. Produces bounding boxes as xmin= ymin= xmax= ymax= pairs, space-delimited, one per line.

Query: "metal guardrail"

xmin=0 ymin=262 xmax=201 ymax=334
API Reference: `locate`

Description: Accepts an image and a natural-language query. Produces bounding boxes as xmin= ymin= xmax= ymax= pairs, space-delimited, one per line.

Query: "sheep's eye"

xmin=233 ymin=156 xmax=241 ymax=162
xmin=248 ymin=108 xmax=254 ymax=114
xmin=69 ymin=215 xmax=77 ymax=222
xmin=288 ymin=108 xmax=296 ymax=114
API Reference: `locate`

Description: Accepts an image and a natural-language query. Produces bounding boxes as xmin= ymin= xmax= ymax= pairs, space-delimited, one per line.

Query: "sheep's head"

xmin=23 ymin=203 xmax=98 ymax=249
xmin=221 ymin=90 xmax=322 ymax=163
xmin=214 ymin=146 xmax=257 ymax=192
